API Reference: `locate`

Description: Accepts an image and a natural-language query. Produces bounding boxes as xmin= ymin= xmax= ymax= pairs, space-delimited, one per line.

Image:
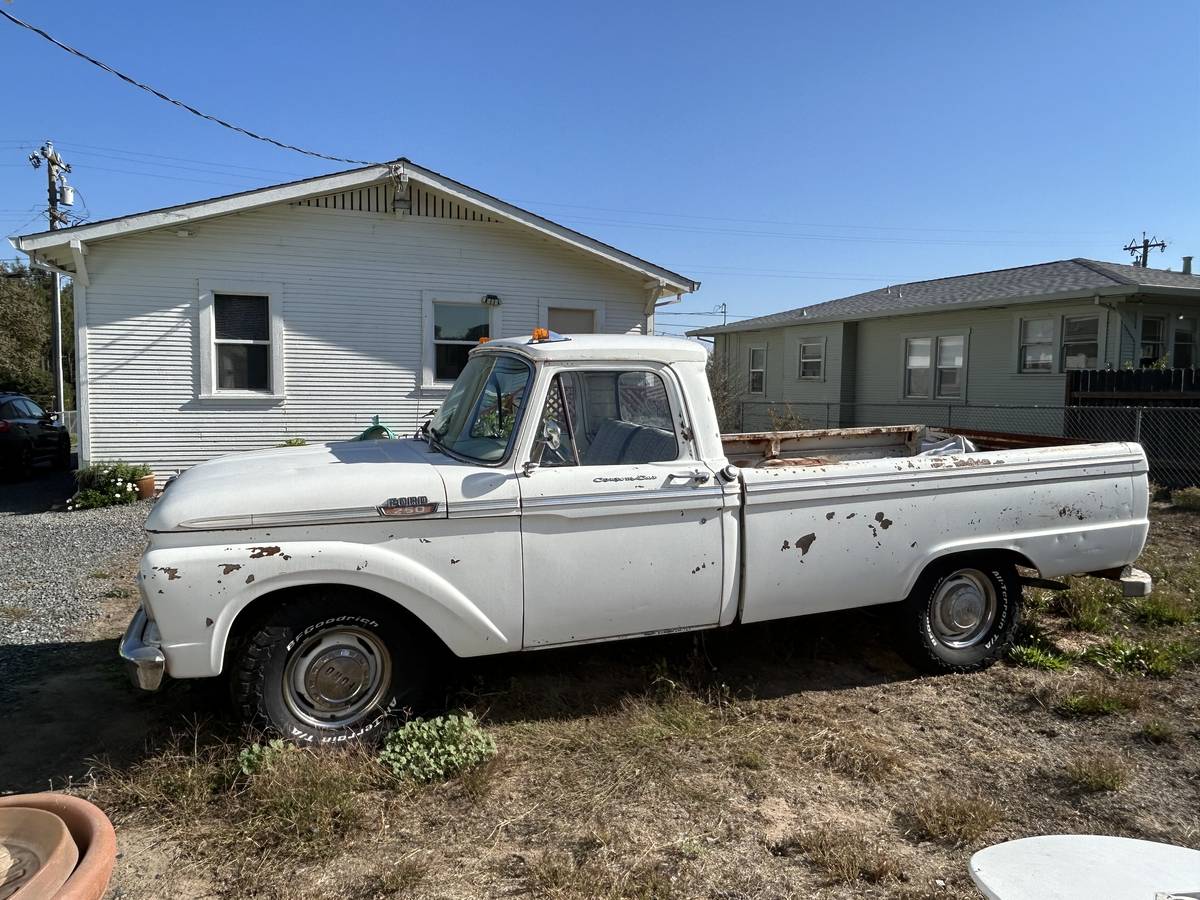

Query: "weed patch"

xmin=1082 ymin=637 xmax=1196 ymax=678
xmin=1064 ymin=751 xmax=1129 ymax=793
xmin=1172 ymin=486 xmax=1200 ymax=511
xmin=1039 ymin=679 xmax=1143 ymax=717
xmin=1050 ymin=580 xmax=1117 ymax=632
xmin=1129 ymin=591 xmax=1195 ymax=626
xmin=1138 ymin=720 xmax=1176 ymax=744
xmin=771 ymin=826 xmax=903 ymax=884
xmin=805 ymin=729 xmax=904 ymax=781
xmin=526 ymin=850 xmax=677 ymax=899
xmin=1008 ymin=643 xmax=1072 ymax=671
xmin=379 ymin=713 xmax=496 ymax=783
xmin=903 ymin=788 xmax=1002 ymax=845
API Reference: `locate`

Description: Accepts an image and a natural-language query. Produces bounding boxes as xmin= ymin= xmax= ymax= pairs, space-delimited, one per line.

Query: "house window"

xmin=1062 ymin=316 xmax=1100 ymax=370
xmin=214 ymin=294 xmax=271 ymax=392
xmin=1019 ymin=318 xmax=1055 ymax=373
xmin=936 ymin=335 xmax=964 ymax=397
xmin=547 ymin=306 xmax=596 ymax=334
xmin=905 ymin=338 xmax=931 ymax=398
xmin=798 ymin=341 xmax=824 ymax=379
xmin=748 ymin=347 xmax=766 ymax=394
xmin=1174 ymin=318 xmax=1196 ymax=368
xmin=1140 ymin=317 xmax=1165 ymax=367
xmin=433 ymin=302 xmax=490 ymax=382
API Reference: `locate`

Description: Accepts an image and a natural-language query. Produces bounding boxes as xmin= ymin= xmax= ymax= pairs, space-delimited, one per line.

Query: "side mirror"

xmin=542 ymin=418 xmax=562 ymax=452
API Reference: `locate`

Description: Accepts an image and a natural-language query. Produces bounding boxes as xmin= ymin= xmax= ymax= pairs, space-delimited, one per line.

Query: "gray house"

xmin=691 ymin=258 xmax=1200 ymax=433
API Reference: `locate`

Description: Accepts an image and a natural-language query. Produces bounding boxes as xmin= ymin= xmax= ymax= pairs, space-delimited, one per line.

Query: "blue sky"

xmin=2 ymin=0 xmax=1197 ymax=336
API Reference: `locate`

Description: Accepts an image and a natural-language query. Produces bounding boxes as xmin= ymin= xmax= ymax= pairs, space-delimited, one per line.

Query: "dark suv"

xmin=1 ymin=392 xmax=72 ymax=477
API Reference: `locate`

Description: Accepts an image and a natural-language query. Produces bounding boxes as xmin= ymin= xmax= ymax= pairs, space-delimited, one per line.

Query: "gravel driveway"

xmin=0 ymin=468 xmax=149 ymax=682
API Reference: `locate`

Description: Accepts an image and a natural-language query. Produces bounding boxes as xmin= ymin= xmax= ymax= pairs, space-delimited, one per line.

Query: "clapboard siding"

xmin=82 ymin=200 xmax=651 ymax=476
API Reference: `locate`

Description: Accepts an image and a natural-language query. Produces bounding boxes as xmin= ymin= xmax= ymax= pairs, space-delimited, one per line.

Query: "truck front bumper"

xmin=119 ymin=606 xmax=166 ymax=691
xmin=1088 ymin=565 xmax=1154 ymax=598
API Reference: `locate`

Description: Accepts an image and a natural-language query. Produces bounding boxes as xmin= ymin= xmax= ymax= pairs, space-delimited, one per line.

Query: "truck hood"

xmin=145 ymin=439 xmax=447 ymax=533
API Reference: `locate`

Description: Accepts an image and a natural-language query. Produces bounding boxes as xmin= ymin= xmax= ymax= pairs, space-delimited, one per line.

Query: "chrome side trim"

xmin=448 ymin=497 xmax=522 ymax=518
xmin=171 ymin=504 xmax=446 ymax=531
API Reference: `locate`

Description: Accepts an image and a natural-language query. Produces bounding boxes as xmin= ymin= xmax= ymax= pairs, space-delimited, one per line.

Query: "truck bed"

xmin=721 ymin=424 xmax=927 ymax=467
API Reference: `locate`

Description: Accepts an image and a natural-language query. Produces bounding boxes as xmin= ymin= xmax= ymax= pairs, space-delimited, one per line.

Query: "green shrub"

xmin=379 ymin=713 xmax=496 ymax=783
xmin=238 ymin=738 xmax=292 ymax=775
xmin=1173 ymin=486 xmax=1200 ymax=511
xmin=68 ymin=461 xmax=153 ymax=510
xmin=1083 ymin=637 xmax=1196 ymax=679
xmin=1129 ymin=591 xmax=1195 ymax=626
xmin=1008 ymin=644 xmax=1072 ymax=671
xmin=1064 ymin=751 xmax=1128 ymax=792
xmin=1051 ymin=580 xmax=1117 ymax=632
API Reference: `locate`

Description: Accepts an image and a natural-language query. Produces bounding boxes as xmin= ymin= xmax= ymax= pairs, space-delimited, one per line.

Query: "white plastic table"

xmin=969 ymin=835 xmax=1200 ymax=900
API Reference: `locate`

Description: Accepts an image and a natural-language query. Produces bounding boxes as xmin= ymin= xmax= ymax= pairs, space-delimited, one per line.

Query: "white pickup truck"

xmin=122 ymin=333 xmax=1153 ymax=743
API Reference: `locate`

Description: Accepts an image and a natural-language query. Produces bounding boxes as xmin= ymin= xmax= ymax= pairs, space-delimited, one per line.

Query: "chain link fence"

xmin=738 ymin=400 xmax=1200 ymax=488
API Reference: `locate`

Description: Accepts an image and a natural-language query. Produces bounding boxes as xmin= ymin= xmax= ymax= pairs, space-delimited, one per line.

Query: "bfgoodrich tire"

xmin=902 ymin=557 xmax=1021 ymax=673
xmin=230 ymin=591 xmax=433 ymax=744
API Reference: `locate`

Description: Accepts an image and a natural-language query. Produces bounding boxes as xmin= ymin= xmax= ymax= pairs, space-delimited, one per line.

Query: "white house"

xmin=11 ymin=159 xmax=698 ymax=478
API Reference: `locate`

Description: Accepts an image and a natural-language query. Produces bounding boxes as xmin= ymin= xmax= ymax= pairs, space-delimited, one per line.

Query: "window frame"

xmin=934 ymin=334 xmax=965 ymax=399
xmin=899 ymin=332 xmax=969 ymax=400
xmin=747 ymin=346 xmax=767 ymax=395
xmin=797 ymin=339 xmax=825 ymax=380
xmin=422 ymin=291 xmax=503 ymax=389
xmin=1173 ymin=316 xmax=1197 ymax=368
xmin=1060 ymin=315 xmax=1100 ymax=372
xmin=197 ymin=281 xmax=285 ymax=400
xmin=1140 ymin=315 xmax=1166 ymax=367
xmin=1018 ymin=316 xmax=1057 ymax=375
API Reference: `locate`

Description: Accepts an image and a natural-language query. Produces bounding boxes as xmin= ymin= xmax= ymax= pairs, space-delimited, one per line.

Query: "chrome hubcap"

xmin=930 ymin=569 xmax=997 ymax=649
xmin=283 ymin=627 xmax=391 ymax=728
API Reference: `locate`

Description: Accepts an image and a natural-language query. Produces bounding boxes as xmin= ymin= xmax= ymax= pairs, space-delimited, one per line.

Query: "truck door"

xmin=517 ymin=366 xmax=725 ymax=647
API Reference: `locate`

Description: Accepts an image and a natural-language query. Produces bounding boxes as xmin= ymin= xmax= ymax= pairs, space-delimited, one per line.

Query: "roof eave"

xmin=10 ymin=159 xmax=698 ymax=295
xmin=686 ymin=283 xmax=1199 ymax=336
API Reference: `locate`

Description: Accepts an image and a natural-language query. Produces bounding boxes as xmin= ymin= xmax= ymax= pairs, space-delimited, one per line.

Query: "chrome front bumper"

xmin=119 ymin=606 xmax=166 ymax=691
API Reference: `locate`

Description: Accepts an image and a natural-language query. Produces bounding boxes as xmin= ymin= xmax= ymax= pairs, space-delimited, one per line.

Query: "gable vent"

xmin=412 ymin=186 xmax=498 ymax=222
xmin=293 ymin=183 xmax=395 ymax=212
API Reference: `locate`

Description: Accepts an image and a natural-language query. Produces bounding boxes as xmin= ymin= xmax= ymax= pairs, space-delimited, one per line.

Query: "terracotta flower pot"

xmin=135 ymin=474 xmax=156 ymax=500
xmin=0 ymin=794 xmax=116 ymax=900
xmin=0 ymin=806 xmax=78 ymax=898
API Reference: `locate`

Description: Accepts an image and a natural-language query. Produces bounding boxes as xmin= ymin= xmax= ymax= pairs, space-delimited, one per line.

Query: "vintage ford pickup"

xmin=122 ymin=333 xmax=1153 ymax=742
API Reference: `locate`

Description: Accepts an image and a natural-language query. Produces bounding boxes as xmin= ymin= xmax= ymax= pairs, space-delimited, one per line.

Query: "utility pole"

xmin=27 ymin=140 xmax=74 ymax=415
xmin=1123 ymin=232 xmax=1166 ymax=268
xmin=716 ymin=302 xmax=728 ymax=326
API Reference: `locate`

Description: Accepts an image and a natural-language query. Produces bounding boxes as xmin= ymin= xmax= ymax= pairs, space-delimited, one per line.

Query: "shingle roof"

xmin=690 ymin=258 xmax=1200 ymax=335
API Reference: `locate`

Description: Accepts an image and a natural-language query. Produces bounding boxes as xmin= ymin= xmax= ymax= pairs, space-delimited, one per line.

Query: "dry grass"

xmin=771 ymin=826 xmax=904 ymax=884
xmin=903 ymin=787 xmax=1003 ymax=845
xmin=1037 ymin=677 xmax=1144 ymax=717
xmin=0 ymin=604 xmax=32 ymax=621
xmin=1050 ymin=580 xmax=1118 ymax=632
xmin=803 ymin=728 xmax=906 ymax=781
xmin=1063 ymin=751 xmax=1130 ymax=793
xmin=1137 ymin=720 xmax=1177 ymax=744
xmin=525 ymin=850 xmax=678 ymax=900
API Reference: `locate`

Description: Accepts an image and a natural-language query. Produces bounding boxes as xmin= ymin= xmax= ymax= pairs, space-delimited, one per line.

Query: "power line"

xmin=0 ymin=8 xmax=376 ymax=166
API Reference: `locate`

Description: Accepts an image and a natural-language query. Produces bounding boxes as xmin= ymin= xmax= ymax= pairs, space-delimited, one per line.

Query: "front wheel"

xmin=230 ymin=592 xmax=433 ymax=743
xmin=902 ymin=557 xmax=1021 ymax=672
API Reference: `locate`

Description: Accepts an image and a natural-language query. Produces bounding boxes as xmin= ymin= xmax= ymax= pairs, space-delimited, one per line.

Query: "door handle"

xmin=667 ymin=470 xmax=711 ymax=485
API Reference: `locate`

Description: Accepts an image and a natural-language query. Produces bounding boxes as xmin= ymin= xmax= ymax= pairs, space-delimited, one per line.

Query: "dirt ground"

xmin=1 ymin=507 xmax=1197 ymax=900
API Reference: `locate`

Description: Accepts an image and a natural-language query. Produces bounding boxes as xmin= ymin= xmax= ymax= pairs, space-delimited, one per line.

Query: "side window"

xmin=0 ymin=401 xmax=16 ymax=420
xmin=22 ymin=398 xmax=46 ymax=418
xmin=532 ymin=370 xmax=679 ymax=467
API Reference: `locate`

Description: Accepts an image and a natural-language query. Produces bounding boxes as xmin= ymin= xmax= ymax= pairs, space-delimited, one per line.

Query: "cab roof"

xmin=474 ymin=333 xmax=709 ymax=363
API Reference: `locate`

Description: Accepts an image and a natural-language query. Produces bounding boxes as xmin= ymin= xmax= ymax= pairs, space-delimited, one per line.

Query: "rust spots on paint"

xmin=205 ymin=617 xmax=214 ymax=628
xmin=249 ymin=546 xmax=282 ymax=559
xmin=154 ymin=566 xmax=180 ymax=580
xmin=781 ymin=540 xmax=791 ymax=551
xmin=220 ymin=563 xmax=242 ymax=575
xmin=245 ymin=574 xmax=255 ymax=584
xmin=874 ymin=512 xmax=893 ymax=530
xmin=795 ymin=533 xmax=816 ymax=556
xmin=825 ymin=512 xmax=836 ymax=520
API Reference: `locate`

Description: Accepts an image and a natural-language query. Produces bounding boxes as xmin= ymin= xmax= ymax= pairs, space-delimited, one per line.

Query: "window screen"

xmin=1062 ymin=317 xmax=1099 ymax=370
xmin=214 ymin=294 xmax=271 ymax=392
xmin=905 ymin=338 xmax=931 ymax=397
xmin=1020 ymin=319 xmax=1054 ymax=373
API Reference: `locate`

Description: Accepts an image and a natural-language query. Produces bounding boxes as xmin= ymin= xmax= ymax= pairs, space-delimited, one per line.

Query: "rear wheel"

xmin=230 ymin=591 xmax=433 ymax=743
xmin=902 ymin=557 xmax=1020 ymax=672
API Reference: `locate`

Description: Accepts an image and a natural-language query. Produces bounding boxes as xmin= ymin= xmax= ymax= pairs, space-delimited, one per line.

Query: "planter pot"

xmin=0 ymin=794 xmax=116 ymax=900
xmin=135 ymin=474 xmax=156 ymax=500
xmin=0 ymin=806 xmax=78 ymax=899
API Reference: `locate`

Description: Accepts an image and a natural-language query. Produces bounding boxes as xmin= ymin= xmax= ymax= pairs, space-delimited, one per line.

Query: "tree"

xmin=705 ymin=350 xmax=743 ymax=433
xmin=0 ymin=262 xmax=75 ymax=409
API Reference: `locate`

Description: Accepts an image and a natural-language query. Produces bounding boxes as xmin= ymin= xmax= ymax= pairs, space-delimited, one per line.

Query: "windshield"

xmin=428 ymin=354 xmax=532 ymax=464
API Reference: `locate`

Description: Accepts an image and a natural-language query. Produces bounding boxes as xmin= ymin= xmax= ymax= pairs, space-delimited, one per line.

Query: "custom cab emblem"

xmin=593 ymin=474 xmax=658 ymax=484
xmin=377 ymin=495 xmax=440 ymax=517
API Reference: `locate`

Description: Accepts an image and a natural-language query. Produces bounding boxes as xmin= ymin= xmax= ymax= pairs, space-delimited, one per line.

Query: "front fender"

xmin=141 ymin=540 xmax=513 ymax=678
